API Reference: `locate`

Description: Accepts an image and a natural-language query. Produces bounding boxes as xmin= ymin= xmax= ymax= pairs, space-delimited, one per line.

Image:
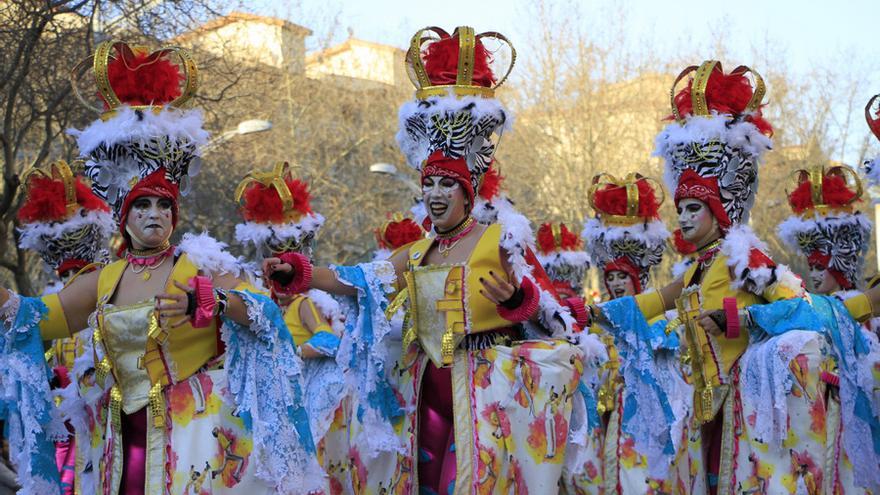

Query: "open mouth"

xmin=680 ymin=226 xmax=694 ymax=234
xmin=612 ymin=288 xmax=626 ymax=297
xmin=146 ymin=223 xmax=162 ymax=230
xmin=429 ymin=201 xmax=448 ymax=217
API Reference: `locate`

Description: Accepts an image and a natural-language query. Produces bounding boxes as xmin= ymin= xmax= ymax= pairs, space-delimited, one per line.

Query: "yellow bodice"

xmin=402 ymin=223 xmax=512 ymax=367
xmin=96 ymin=254 xmax=219 ymax=394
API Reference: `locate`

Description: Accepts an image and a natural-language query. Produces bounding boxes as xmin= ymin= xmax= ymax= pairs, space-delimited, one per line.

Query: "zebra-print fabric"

xmin=794 ymin=218 xmax=870 ymax=287
xmin=33 ymin=223 xmax=110 ymax=271
xmin=401 ymin=98 xmax=507 ymax=191
xmin=543 ymin=259 xmax=588 ymax=293
xmin=588 ymin=228 xmax=665 ymax=290
xmin=668 ymin=140 xmax=758 ymax=226
xmin=83 ymin=133 xmax=200 ymax=220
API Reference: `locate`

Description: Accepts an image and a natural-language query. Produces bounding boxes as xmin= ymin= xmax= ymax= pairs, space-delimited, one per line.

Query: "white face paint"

xmin=808 ymin=263 xmax=841 ymax=295
xmin=604 ymin=270 xmax=635 ymax=299
xmin=677 ymin=198 xmax=720 ymax=246
xmin=422 ymin=175 xmax=468 ymax=231
xmin=125 ymin=196 xmax=174 ymax=249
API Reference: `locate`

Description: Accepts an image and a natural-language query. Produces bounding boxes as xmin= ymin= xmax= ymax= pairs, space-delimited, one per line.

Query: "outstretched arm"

xmin=0 ymin=270 xmax=99 ymax=340
xmin=262 ymin=249 xmax=410 ymax=297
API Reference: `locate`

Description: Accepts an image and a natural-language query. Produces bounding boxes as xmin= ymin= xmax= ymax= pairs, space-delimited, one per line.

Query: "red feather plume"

xmin=536 ymin=223 xmax=582 ymax=254
xmin=378 ymin=218 xmax=424 ymax=250
xmin=478 ymin=165 xmax=503 ymax=200
xmin=593 ymin=179 xmax=661 ymax=219
xmin=788 ymin=174 xmax=858 ymax=214
xmin=423 ymin=34 xmax=495 ymax=88
xmin=671 ymin=65 xmax=772 ymax=136
xmin=241 ymin=178 xmax=313 ymax=224
xmin=105 ymin=46 xmax=183 ymax=109
xmin=18 ymin=175 xmax=109 ymax=223
xmin=672 ymin=229 xmax=697 ymax=255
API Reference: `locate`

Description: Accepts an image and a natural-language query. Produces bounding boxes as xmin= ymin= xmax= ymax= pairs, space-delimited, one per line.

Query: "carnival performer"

xmin=16 ymin=159 xmax=115 ymax=495
xmin=372 ymin=211 xmax=425 ymax=261
xmin=234 ymin=162 xmax=350 ymax=494
xmin=572 ymin=173 xmax=688 ymax=494
xmin=0 ymin=41 xmax=321 ymax=495
xmin=533 ymin=222 xmax=590 ymax=301
xmin=588 ymin=60 xmax=880 ymax=495
xmin=776 ymin=163 xmax=880 ymax=493
xmin=263 ymin=26 xmax=599 ymax=495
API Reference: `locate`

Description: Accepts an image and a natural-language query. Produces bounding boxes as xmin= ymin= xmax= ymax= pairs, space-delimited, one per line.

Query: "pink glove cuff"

xmin=820 ymin=370 xmax=840 ymax=387
xmin=723 ymin=297 xmax=740 ymax=339
xmin=563 ymin=297 xmax=590 ymax=328
xmin=497 ymin=277 xmax=540 ymax=323
xmin=273 ymin=252 xmax=313 ymax=297
xmin=190 ymin=276 xmax=215 ymax=328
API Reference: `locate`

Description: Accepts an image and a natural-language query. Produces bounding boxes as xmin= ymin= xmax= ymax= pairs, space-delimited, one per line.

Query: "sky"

xmin=259 ymin=0 xmax=879 ymax=76
xmin=250 ymin=0 xmax=880 ymax=164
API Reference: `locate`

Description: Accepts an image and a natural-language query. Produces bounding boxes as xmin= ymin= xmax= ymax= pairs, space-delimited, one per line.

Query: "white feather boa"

xmin=234 ymin=213 xmax=325 ymax=249
xmin=721 ymin=225 xmax=804 ymax=296
xmin=177 ymin=232 xmax=243 ymax=278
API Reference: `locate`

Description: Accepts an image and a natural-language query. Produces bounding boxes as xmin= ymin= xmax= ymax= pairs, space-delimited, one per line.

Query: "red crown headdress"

xmin=17 ymin=160 xmax=113 ymax=276
xmin=657 ymin=61 xmax=772 ymax=229
xmin=373 ymin=212 xmax=426 ymax=260
xmin=69 ymin=40 xmax=207 ymax=223
xmin=778 ymin=164 xmax=869 ymax=290
xmin=535 ymin=222 xmax=590 ymax=296
xmin=582 ymin=173 xmax=669 ymax=294
xmin=234 ymin=162 xmax=324 ymax=256
xmin=397 ymin=26 xmax=514 ymax=210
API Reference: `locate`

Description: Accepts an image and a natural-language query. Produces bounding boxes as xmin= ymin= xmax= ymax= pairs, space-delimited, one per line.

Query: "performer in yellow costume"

xmin=235 ymin=162 xmax=350 ymax=494
xmin=590 ymin=61 xmax=880 ymax=494
xmin=15 ymin=159 xmax=115 ymax=495
xmin=264 ymin=26 xmax=602 ymax=495
xmin=0 ymin=41 xmax=320 ymax=495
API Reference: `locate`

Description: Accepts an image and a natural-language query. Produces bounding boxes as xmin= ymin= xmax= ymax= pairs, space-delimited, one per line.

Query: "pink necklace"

xmin=126 ymin=242 xmax=174 ymax=280
xmin=436 ymin=217 xmax=476 ymax=257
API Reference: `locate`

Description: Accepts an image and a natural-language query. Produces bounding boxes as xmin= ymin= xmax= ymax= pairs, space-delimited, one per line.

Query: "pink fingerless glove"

xmin=272 ymin=252 xmax=313 ymax=297
xmin=723 ymin=297 xmax=740 ymax=339
xmin=497 ymin=277 xmax=540 ymax=323
xmin=563 ymin=297 xmax=590 ymax=328
xmin=190 ymin=276 xmax=216 ymax=328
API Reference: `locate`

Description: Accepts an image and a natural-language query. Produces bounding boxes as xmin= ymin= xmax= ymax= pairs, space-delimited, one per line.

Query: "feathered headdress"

xmin=17 ymin=160 xmax=113 ymax=277
xmin=68 ymin=40 xmax=208 ymax=228
xmin=862 ymin=94 xmax=880 ymax=187
xmin=656 ymin=61 xmax=772 ymax=233
xmin=582 ymin=173 xmax=669 ymax=294
xmin=373 ymin=212 xmax=425 ymax=260
xmin=535 ymin=222 xmax=590 ymax=297
xmin=234 ymin=162 xmax=324 ymax=258
xmin=777 ymin=164 xmax=870 ymax=290
xmin=396 ymin=26 xmax=514 ymax=214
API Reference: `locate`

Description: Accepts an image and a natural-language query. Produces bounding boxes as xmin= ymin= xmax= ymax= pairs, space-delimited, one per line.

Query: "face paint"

xmin=808 ymin=263 xmax=840 ymax=295
xmin=125 ymin=196 xmax=174 ymax=249
xmin=677 ymin=198 xmax=720 ymax=246
xmin=604 ymin=270 xmax=635 ymax=299
xmin=422 ymin=175 xmax=468 ymax=231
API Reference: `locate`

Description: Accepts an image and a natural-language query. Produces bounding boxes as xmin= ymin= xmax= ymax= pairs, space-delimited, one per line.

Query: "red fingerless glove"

xmin=190 ymin=276 xmax=216 ymax=328
xmin=272 ymin=252 xmax=313 ymax=297
xmin=497 ymin=277 xmax=540 ymax=323
xmin=563 ymin=297 xmax=590 ymax=328
xmin=723 ymin=297 xmax=740 ymax=339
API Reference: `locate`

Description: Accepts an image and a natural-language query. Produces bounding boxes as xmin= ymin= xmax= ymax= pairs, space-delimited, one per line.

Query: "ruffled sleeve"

xmin=221 ymin=289 xmax=325 ymax=492
xmin=0 ymin=292 xmax=64 ymax=495
xmin=595 ymin=295 xmax=691 ymax=479
xmin=331 ymin=261 xmax=405 ymax=458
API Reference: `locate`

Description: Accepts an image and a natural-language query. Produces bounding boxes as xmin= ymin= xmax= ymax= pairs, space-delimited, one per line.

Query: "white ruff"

xmin=395 ymin=91 xmax=512 ymax=170
xmin=177 ymin=232 xmax=243 ymax=278
xmin=535 ymin=250 xmax=591 ymax=271
xmin=17 ymin=209 xmax=115 ymax=251
xmin=69 ymin=105 xmax=209 ymax=156
xmin=654 ymin=114 xmax=773 ymax=191
xmin=234 ymin=213 xmax=325 ymax=248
